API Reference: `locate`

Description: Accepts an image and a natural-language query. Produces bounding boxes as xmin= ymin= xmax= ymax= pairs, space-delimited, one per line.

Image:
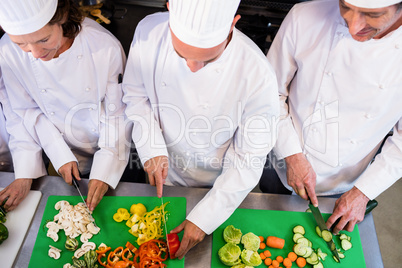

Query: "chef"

xmin=262 ymin=0 xmax=402 ymax=233
xmin=0 ymin=70 xmax=47 ymax=211
xmin=0 ymin=0 xmax=131 ymax=211
xmin=123 ymin=0 xmax=279 ymax=258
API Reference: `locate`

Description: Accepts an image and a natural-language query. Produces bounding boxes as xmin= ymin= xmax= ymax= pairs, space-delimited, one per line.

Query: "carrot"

xmin=259 ymin=235 xmax=265 ymax=242
xmin=288 ymin=251 xmax=297 ymax=262
xmin=264 ymin=257 xmax=272 ymax=266
xmin=276 ymin=255 xmax=284 ymax=263
xmin=260 ymin=252 xmax=267 ymax=260
xmin=268 ymin=266 xmax=274 ymax=268
xmin=296 ymin=256 xmax=307 ymax=268
xmin=283 ymin=257 xmax=292 ymax=267
xmin=272 ymin=259 xmax=280 ymax=268
xmin=263 ymin=250 xmax=272 ymax=258
xmin=266 ymin=236 xmax=285 ymax=249
xmin=260 ymin=242 xmax=266 ymax=250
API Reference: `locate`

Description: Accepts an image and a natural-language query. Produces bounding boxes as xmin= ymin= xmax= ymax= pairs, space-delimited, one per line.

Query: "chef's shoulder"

xmin=133 ymin=12 xmax=169 ymax=42
xmin=80 ymin=17 xmax=123 ymax=50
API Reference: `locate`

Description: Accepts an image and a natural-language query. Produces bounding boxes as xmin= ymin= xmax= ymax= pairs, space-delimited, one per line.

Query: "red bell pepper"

xmin=167 ymin=233 xmax=180 ymax=259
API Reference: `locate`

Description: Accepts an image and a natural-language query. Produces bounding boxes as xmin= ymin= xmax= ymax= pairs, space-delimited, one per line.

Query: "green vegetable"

xmin=0 ymin=223 xmax=8 ymax=245
xmin=241 ymin=232 xmax=260 ymax=251
xmin=240 ymin=249 xmax=262 ymax=266
xmin=223 ymin=225 xmax=242 ymax=244
xmin=65 ymin=237 xmax=79 ymax=251
xmin=231 ymin=264 xmax=253 ymax=268
xmin=72 ymin=257 xmax=87 ymax=268
xmin=0 ymin=211 xmax=6 ymax=223
xmin=218 ymin=242 xmax=242 ymax=266
xmin=84 ymin=250 xmax=98 ymax=268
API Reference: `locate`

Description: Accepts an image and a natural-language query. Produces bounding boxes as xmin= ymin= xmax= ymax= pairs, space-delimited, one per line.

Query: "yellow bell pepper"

xmin=113 ymin=208 xmax=131 ymax=222
xmin=130 ymin=203 xmax=147 ymax=216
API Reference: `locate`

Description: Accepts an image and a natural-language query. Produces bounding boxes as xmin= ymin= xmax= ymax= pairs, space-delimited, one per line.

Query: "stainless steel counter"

xmin=0 ymin=171 xmax=383 ymax=267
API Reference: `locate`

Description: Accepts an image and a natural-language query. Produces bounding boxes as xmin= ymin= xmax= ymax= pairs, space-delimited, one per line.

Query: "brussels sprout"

xmin=241 ymin=249 xmax=262 ymax=266
xmin=223 ymin=225 xmax=242 ymax=244
xmin=218 ymin=242 xmax=242 ymax=266
xmin=241 ymin=232 xmax=260 ymax=252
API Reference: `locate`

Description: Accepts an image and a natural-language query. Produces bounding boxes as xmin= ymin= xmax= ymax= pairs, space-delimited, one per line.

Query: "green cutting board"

xmin=212 ymin=208 xmax=366 ymax=268
xmin=29 ymin=195 xmax=186 ymax=268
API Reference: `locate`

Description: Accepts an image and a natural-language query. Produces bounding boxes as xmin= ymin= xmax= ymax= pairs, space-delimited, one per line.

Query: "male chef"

xmin=262 ymin=0 xmax=402 ymax=234
xmin=123 ymin=0 xmax=279 ymax=258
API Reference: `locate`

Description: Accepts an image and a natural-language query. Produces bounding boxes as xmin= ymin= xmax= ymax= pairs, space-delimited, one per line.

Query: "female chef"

xmin=0 ymin=0 xmax=131 ymax=211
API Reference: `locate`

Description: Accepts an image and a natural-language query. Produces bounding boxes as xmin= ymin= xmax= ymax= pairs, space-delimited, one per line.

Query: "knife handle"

xmin=330 ymin=199 xmax=378 ymax=231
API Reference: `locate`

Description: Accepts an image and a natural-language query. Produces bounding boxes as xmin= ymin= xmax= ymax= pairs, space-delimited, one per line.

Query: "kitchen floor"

xmin=253 ymin=179 xmax=402 ymax=267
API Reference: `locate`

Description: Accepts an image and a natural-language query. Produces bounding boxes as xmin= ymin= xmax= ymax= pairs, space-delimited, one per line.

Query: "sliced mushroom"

xmin=80 ymin=232 xmax=93 ymax=243
xmin=81 ymin=241 xmax=96 ymax=252
xmin=47 ymin=231 xmax=59 ymax=242
xmin=87 ymin=222 xmax=100 ymax=235
xmin=55 ymin=200 xmax=69 ymax=210
xmin=48 ymin=246 xmax=61 ymax=259
xmin=74 ymin=248 xmax=86 ymax=259
xmin=63 ymin=264 xmax=73 ymax=268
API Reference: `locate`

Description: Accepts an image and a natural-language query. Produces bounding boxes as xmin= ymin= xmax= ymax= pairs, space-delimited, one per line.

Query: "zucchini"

xmin=293 ymin=233 xmax=304 ymax=243
xmin=303 ymin=246 xmax=313 ymax=258
xmin=306 ymin=252 xmax=319 ymax=265
xmin=294 ymin=243 xmax=307 ymax=256
xmin=341 ymin=239 xmax=352 ymax=251
xmin=321 ymin=230 xmax=332 ymax=242
xmin=296 ymin=237 xmax=310 ymax=247
xmin=293 ymin=225 xmax=306 ymax=235
xmin=339 ymin=233 xmax=349 ymax=241
xmin=317 ymin=248 xmax=327 ymax=261
xmin=313 ymin=262 xmax=324 ymax=268
xmin=315 ymin=226 xmax=322 ymax=237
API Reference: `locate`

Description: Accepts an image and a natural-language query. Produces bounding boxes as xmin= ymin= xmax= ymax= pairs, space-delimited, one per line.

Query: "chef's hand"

xmin=0 ymin=179 xmax=33 ymax=212
xmin=58 ymin=161 xmax=81 ymax=185
xmin=171 ymin=219 xmax=206 ymax=259
xmin=326 ymin=186 xmax=369 ymax=234
xmin=87 ymin=179 xmax=109 ymax=212
xmin=285 ymin=153 xmax=318 ymax=206
xmin=144 ymin=156 xmax=168 ymax=198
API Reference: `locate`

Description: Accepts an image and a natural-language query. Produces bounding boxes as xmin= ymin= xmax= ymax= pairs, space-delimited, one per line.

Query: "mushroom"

xmin=48 ymin=246 xmax=61 ymax=259
xmin=63 ymin=264 xmax=73 ymax=268
xmin=80 ymin=232 xmax=93 ymax=243
xmin=47 ymin=231 xmax=59 ymax=242
xmin=87 ymin=222 xmax=100 ymax=235
xmin=55 ymin=200 xmax=69 ymax=210
xmin=74 ymin=248 xmax=86 ymax=258
xmin=81 ymin=241 xmax=96 ymax=252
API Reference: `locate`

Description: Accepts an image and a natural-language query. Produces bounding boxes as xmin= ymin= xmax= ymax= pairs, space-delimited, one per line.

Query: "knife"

xmin=160 ymin=196 xmax=170 ymax=252
xmin=72 ymin=177 xmax=98 ymax=227
xmin=308 ymin=201 xmax=341 ymax=262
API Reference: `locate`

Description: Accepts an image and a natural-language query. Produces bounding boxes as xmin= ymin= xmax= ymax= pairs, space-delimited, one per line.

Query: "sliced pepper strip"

xmin=96 ymin=246 xmax=112 ymax=254
xmin=97 ymin=253 xmax=108 ymax=267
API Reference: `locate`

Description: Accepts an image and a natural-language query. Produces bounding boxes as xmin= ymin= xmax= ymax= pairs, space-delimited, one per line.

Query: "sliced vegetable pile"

xmin=113 ymin=202 xmax=168 ymax=246
xmin=0 ymin=202 xmax=8 ymax=245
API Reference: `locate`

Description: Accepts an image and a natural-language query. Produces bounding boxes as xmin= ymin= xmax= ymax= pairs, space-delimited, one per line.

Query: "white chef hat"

xmin=0 ymin=0 xmax=58 ymax=35
xmin=345 ymin=0 xmax=401 ymax=8
xmin=169 ymin=0 xmax=241 ymax=48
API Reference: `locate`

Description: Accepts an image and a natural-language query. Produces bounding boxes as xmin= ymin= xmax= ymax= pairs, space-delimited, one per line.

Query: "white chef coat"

xmin=123 ymin=12 xmax=279 ymax=234
xmin=0 ymin=18 xmax=131 ymax=188
xmin=0 ymin=71 xmax=46 ymax=178
xmin=267 ymin=0 xmax=402 ymax=199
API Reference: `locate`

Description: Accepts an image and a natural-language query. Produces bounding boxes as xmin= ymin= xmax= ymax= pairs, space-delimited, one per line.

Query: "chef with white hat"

xmin=262 ymin=0 xmax=402 ymax=234
xmin=0 ymin=0 xmax=131 ymax=212
xmin=123 ymin=0 xmax=279 ymax=258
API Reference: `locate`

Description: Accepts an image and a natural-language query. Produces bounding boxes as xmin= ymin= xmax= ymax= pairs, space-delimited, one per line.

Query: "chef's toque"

xmin=169 ymin=0 xmax=241 ymax=48
xmin=345 ymin=0 xmax=401 ymax=8
xmin=0 ymin=0 xmax=58 ymax=35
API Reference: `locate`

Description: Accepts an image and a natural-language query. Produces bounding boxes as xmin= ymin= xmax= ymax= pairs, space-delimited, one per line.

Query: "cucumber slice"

xmin=317 ymin=248 xmax=327 ymax=261
xmin=306 ymin=208 xmax=312 ymax=213
xmin=294 ymin=243 xmax=307 ymax=256
xmin=293 ymin=225 xmax=306 ymax=235
xmin=321 ymin=230 xmax=333 ymax=242
xmin=333 ymin=255 xmax=340 ymax=263
xmin=296 ymin=237 xmax=310 ymax=247
xmin=339 ymin=233 xmax=348 ymax=240
xmin=308 ymin=240 xmax=313 ymax=247
xmin=303 ymin=246 xmax=313 ymax=258
xmin=313 ymin=262 xmax=324 ymax=268
xmin=315 ymin=226 xmax=322 ymax=237
xmin=293 ymin=233 xmax=304 ymax=243
xmin=306 ymin=252 xmax=319 ymax=265
xmin=341 ymin=239 xmax=352 ymax=251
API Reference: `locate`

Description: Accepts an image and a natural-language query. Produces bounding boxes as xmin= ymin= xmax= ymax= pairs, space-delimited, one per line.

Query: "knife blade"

xmin=72 ymin=178 xmax=98 ymax=227
xmin=308 ymin=201 xmax=341 ymax=262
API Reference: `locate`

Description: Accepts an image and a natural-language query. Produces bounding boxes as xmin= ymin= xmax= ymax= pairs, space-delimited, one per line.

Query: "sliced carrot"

xmin=266 ymin=236 xmax=285 ymax=249
xmin=260 ymin=242 xmax=266 ymax=250
xmin=283 ymin=257 xmax=292 ymax=267
xmin=260 ymin=252 xmax=267 ymax=260
xmin=263 ymin=250 xmax=272 ymax=258
xmin=259 ymin=235 xmax=265 ymax=242
xmin=276 ymin=255 xmax=284 ymax=263
xmin=272 ymin=259 xmax=280 ymax=268
xmin=288 ymin=251 xmax=297 ymax=262
xmin=264 ymin=257 xmax=272 ymax=266
xmin=296 ymin=256 xmax=307 ymax=268
xmin=268 ymin=266 xmax=274 ymax=268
